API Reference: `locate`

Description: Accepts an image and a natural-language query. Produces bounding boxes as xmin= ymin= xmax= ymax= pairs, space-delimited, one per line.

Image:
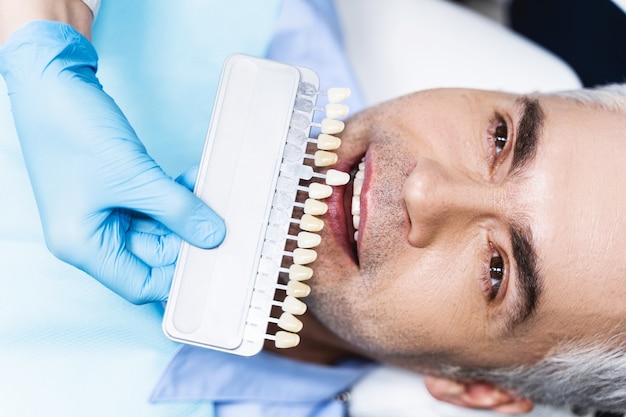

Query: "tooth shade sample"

xmin=277 ymin=312 xmax=304 ymax=333
xmin=353 ymin=215 xmax=360 ymax=230
xmin=308 ymin=183 xmax=333 ymax=199
xmin=325 ymin=103 xmax=349 ymax=119
xmin=282 ymin=295 xmax=307 ymax=315
xmin=327 ymin=87 xmax=351 ymax=103
xmin=326 ymin=169 xmax=350 ymax=186
xmin=317 ymin=134 xmax=341 ymax=150
xmin=287 ymin=280 xmax=311 ymax=298
xmin=289 ymin=264 xmax=313 ymax=281
xmin=275 ymin=331 xmax=301 ymax=348
xmin=297 ymin=231 xmax=322 ymax=248
xmin=314 ymin=150 xmax=338 ymax=167
xmin=300 ymin=214 xmax=324 ymax=232
xmin=321 ymin=118 xmax=345 ymax=134
xmin=293 ymin=248 xmax=317 ymax=264
xmin=304 ymin=198 xmax=328 ymax=215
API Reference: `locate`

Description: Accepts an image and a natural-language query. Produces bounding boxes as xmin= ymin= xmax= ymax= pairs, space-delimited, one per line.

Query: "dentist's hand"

xmin=0 ymin=21 xmax=226 ymax=303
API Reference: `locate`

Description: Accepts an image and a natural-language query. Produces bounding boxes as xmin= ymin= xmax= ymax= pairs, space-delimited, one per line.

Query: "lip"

xmin=325 ymin=151 xmax=369 ymax=266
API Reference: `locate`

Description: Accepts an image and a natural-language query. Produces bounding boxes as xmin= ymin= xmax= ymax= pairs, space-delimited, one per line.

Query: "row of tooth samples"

xmin=262 ymin=84 xmax=351 ymax=349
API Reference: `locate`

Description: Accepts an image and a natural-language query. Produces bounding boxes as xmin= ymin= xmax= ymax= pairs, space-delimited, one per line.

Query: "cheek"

xmin=399 ymin=253 xmax=477 ymax=319
xmin=360 ymin=249 xmax=485 ymax=353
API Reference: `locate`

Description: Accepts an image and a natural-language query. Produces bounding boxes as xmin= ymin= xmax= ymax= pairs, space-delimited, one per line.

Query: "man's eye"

xmin=494 ymin=119 xmax=508 ymax=157
xmin=488 ymin=253 xmax=504 ymax=301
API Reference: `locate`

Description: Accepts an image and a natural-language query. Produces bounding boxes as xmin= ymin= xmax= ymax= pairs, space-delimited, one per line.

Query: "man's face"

xmin=308 ymin=88 xmax=626 ymax=370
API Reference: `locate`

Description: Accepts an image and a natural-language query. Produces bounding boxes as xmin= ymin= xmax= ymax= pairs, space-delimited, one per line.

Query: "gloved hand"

xmin=0 ymin=21 xmax=226 ymax=304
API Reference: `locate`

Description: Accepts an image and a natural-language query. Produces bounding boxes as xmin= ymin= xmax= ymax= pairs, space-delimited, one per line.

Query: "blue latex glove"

xmin=0 ymin=21 xmax=226 ymax=303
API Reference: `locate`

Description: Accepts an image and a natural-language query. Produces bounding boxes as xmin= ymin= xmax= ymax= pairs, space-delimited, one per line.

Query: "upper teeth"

xmin=352 ymin=159 xmax=365 ymax=238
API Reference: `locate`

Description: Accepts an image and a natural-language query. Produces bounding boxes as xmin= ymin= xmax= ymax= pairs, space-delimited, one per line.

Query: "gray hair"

xmin=439 ymin=337 xmax=626 ymax=414
xmin=438 ymin=83 xmax=626 ymax=414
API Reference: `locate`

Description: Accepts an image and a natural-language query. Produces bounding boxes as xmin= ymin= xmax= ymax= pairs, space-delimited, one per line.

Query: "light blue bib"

xmin=0 ymin=2 xmax=278 ymax=415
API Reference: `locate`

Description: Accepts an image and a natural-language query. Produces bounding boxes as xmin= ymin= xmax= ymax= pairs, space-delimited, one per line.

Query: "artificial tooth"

xmin=274 ymin=330 xmax=301 ymax=348
xmin=287 ymin=280 xmax=311 ymax=298
xmin=327 ymin=87 xmax=351 ymax=103
xmin=282 ymin=295 xmax=308 ymax=315
xmin=354 ymin=231 xmax=359 ymax=241
xmin=317 ymin=133 xmax=341 ymax=150
xmin=314 ymin=150 xmax=338 ymax=167
xmin=326 ymin=169 xmax=350 ymax=186
xmin=304 ymin=198 xmax=328 ymax=215
xmin=308 ymin=183 xmax=333 ymax=199
xmin=358 ymin=161 xmax=365 ymax=170
xmin=297 ymin=231 xmax=321 ymax=248
xmin=293 ymin=247 xmax=318 ymax=265
xmin=289 ymin=264 xmax=313 ymax=281
xmin=321 ymin=118 xmax=345 ymax=134
xmin=300 ymin=214 xmax=324 ymax=232
xmin=352 ymin=195 xmax=360 ymax=216
xmin=277 ymin=312 xmax=304 ymax=333
xmin=355 ymin=169 xmax=365 ymax=179
xmin=353 ymin=177 xmax=364 ymax=195
xmin=325 ymin=103 xmax=349 ymax=119
xmin=353 ymin=215 xmax=360 ymax=230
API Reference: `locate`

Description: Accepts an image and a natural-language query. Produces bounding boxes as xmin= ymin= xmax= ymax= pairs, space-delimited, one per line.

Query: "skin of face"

xmin=303 ymin=88 xmax=626 ymax=372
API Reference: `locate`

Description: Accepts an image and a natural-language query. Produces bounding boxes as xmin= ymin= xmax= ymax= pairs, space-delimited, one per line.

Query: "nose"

xmin=403 ymin=157 xmax=496 ymax=247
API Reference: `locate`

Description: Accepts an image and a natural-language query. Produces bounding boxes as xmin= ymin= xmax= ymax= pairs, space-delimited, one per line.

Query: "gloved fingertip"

xmin=175 ymin=165 xmax=200 ymax=191
xmin=203 ymin=216 xmax=227 ymax=248
xmin=155 ymin=187 xmax=227 ymax=249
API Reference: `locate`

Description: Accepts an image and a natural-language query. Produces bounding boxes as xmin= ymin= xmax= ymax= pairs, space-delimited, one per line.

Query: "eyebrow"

xmin=511 ymin=97 xmax=544 ymax=175
xmin=506 ymin=222 xmax=543 ymax=332
xmin=505 ymin=97 xmax=545 ymax=332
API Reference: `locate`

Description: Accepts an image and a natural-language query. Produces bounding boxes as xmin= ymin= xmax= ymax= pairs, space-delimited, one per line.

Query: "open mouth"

xmin=326 ymin=152 xmax=368 ymax=267
xmin=346 ymin=157 xmax=366 ymax=263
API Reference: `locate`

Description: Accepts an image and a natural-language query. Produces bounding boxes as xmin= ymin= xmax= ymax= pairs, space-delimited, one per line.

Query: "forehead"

xmin=522 ymin=95 xmax=626 ymax=335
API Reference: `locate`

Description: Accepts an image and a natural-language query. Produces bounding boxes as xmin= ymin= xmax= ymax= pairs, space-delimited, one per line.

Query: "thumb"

xmin=121 ymin=171 xmax=226 ymax=249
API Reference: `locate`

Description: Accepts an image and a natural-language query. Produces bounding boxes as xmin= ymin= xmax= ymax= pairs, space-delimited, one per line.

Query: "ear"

xmin=423 ymin=375 xmax=534 ymax=414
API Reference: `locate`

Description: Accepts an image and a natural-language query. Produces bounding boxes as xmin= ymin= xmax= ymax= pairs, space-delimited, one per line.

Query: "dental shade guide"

xmin=162 ymin=54 xmax=350 ymax=356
